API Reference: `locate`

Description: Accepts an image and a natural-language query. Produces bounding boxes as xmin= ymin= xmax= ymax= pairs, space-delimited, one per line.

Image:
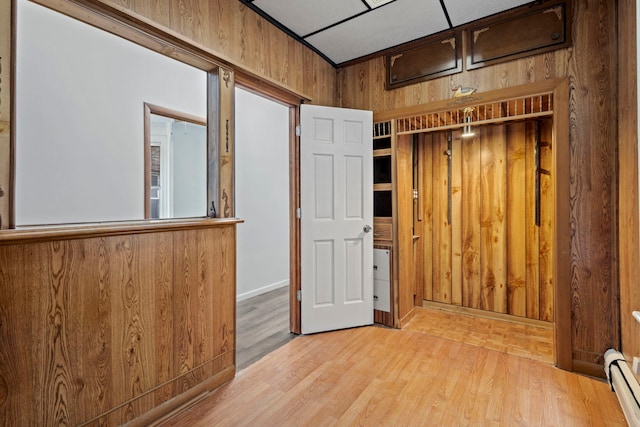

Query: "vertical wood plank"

xmin=432 ymin=132 xmax=451 ymax=303
xmin=525 ymin=122 xmax=540 ymax=320
xmin=111 ymin=235 xmax=157 ymax=418
xmin=173 ymin=230 xmax=200 ymax=392
xmin=396 ymin=134 xmax=417 ymax=322
xmin=480 ymin=125 xmax=507 ymax=313
xmin=462 ymin=131 xmax=481 ymax=309
xmin=451 ymin=132 xmax=462 ymax=306
xmin=420 ymin=134 xmax=433 ymax=301
xmin=506 ymin=122 xmax=527 ymax=317
xmin=0 ymin=245 xmax=31 ymax=425
xmin=35 ymin=240 xmax=81 ymax=425
xmin=75 ymin=237 xmax=114 ymax=421
xmin=211 ymin=226 xmax=236 ymax=358
xmin=539 ymin=119 xmax=554 ymax=322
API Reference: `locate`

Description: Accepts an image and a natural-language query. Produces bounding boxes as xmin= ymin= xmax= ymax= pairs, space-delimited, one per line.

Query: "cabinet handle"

xmin=374 ymin=232 xmax=383 ymax=237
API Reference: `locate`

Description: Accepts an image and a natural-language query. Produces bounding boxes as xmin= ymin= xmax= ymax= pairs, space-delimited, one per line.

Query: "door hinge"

xmin=297 ymin=290 xmax=302 ymax=301
xmin=295 ymin=125 xmax=301 ymax=136
xmin=296 ymin=207 xmax=301 ymax=219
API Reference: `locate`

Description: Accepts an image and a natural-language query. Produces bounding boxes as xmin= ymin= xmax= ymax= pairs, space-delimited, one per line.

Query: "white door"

xmin=300 ymin=104 xmax=374 ymax=334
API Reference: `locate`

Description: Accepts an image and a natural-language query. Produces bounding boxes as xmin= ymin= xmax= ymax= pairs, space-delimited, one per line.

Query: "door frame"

xmin=234 ymin=72 xmax=303 ymax=334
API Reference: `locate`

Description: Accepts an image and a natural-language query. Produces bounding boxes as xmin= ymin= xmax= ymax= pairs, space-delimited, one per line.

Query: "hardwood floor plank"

xmin=163 ymin=323 xmax=625 ymax=426
xmin=235 ymin=286 xmax=295 ymax=371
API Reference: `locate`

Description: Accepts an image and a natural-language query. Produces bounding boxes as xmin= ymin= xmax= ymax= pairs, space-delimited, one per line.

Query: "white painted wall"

xmin=15 ymin=0 xmax=206 ymax=225
xmin=171 ymin=121 xmax=207 ymax=218
xmin=235 ymin=88 xmax=290 ymax=301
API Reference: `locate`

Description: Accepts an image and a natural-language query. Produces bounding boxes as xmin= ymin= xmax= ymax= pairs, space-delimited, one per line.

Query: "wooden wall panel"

xmin=0 ymin=223 xmax=237 ymax=425
xmin=525 ymin=124 xmax=540 ymax=320
xmin=420 ymin=134 xmax=433 ymax=302
xmin=421 ymin=122 xmax=553 ymax=322
xmin=462 ymin=132 xmax=482 ymax=310
xmin=567 ymin=0 xmax=618 ymax=371
xmin=341 ymin=0 xmax=619 ymax=373
xmin=94 ymin=0 xmax=336 ymax=106
xmin=451 ymin=134 xmax=462 ymax=306
xmin=507 ymin=122 xmax=527 ymax=317
xmin=618 ymin=0 xmax=640 ymax=364
xmin=432 ymin=132 xmax=451 ymax=303
xmin=539 ymin=120 xmax=554 ymax=322
xmin=396 ymin=135 xmax=416 ymax=325
xmin=480 ymin=125 xmax=507 ymax=313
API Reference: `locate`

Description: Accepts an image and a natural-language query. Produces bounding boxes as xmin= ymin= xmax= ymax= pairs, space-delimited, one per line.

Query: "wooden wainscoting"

xmin=0 ymin=219 xmax=239 ymax=426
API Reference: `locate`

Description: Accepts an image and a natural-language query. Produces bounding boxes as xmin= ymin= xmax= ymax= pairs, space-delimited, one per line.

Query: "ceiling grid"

xmin=240 ymin=0 xmax=534 ymax=66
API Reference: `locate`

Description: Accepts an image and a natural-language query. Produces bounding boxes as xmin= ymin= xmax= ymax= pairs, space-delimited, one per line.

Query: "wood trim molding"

xmin=127 ymin=364 xmax=235 ymax=427
xmin=373 ymin=78 xmax=566 ymax=123
xmin=144 ymin=103 xmax=207 ymax=126
xmin=552 ymin=78 xmax=572 ymax=371
xmin=0 ymin=217 xmax=242 ymax=245
xmin=30 ymin=0 xmax=313 ymax=102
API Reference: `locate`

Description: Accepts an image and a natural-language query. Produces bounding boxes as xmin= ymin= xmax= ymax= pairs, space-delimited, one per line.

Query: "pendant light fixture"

xmin=461 ymin=107 xmax=475 ymax=138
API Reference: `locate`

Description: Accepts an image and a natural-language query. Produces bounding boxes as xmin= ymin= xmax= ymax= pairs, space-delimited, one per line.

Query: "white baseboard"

xmin=236 ymin=279 xmax=289 ymax=302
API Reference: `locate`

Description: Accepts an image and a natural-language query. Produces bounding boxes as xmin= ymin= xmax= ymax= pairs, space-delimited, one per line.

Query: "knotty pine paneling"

xmin=507 ymin=122 xmax=527 ymax=318
xmin=396 ymin=135 xmax=416 ymax=325
xmin=0 ymin=223 xmax=237 ymax=425
xmin=96 ymin=0 xmax=335 ymax=106
xmin=461 ymin=131 xmax=482 ymax=310
xmin=480 ymin=125 xmax=508 ymax=314
xmin=539 ymin=121 xmax=554 ymax=323
xmin=340 ymin=0 xmax=618 ymax=373
xmin=419 ymin=133 xmax=433 ymax=302
xmin=419 ymin=122 xmax=554 ymax=322
xmin=432 ymin=132 xmax=451 ymax=304
xmin=618 ymin=0 xmax=640 ymax=365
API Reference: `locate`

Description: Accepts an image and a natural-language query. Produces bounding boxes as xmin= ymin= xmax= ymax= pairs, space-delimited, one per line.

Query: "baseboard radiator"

xmin=605 ymin=349 xmax=640 ymax=426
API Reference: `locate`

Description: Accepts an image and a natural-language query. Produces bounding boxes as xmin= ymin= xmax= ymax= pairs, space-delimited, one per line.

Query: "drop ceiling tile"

xmin=253 ymin=0 xmax=367 ymax=36
xmin=444 ymin=0 xmax=532 ymax=26
xmin=305 ymin=0 xmax=448 ymax=64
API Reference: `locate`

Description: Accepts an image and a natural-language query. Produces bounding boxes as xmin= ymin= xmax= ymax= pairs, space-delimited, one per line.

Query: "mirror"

xmin=15 ymin=0 xmax=208 ymax=225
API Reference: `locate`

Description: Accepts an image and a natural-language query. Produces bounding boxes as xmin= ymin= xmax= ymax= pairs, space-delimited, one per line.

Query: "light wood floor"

xmin=405 ymin=305 xmax=554 ymax=365
xmin=236 ymin=286 xmax=296 ymax=371
xmin=163 ymin=307 xmax=625 ymax=426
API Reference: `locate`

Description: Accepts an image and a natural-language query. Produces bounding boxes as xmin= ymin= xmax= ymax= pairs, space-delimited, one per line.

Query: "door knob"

xmin=363 ymin=225 xmax=372 ymax=233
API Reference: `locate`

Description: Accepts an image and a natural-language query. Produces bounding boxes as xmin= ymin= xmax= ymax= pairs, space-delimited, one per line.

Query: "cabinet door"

xmin=373 ymin=249 xmax=391 ymax=312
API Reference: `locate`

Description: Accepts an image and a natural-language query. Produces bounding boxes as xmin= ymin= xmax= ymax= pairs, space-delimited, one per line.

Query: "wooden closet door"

xmin=421 ymin=120 xmax=554 ymax=321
